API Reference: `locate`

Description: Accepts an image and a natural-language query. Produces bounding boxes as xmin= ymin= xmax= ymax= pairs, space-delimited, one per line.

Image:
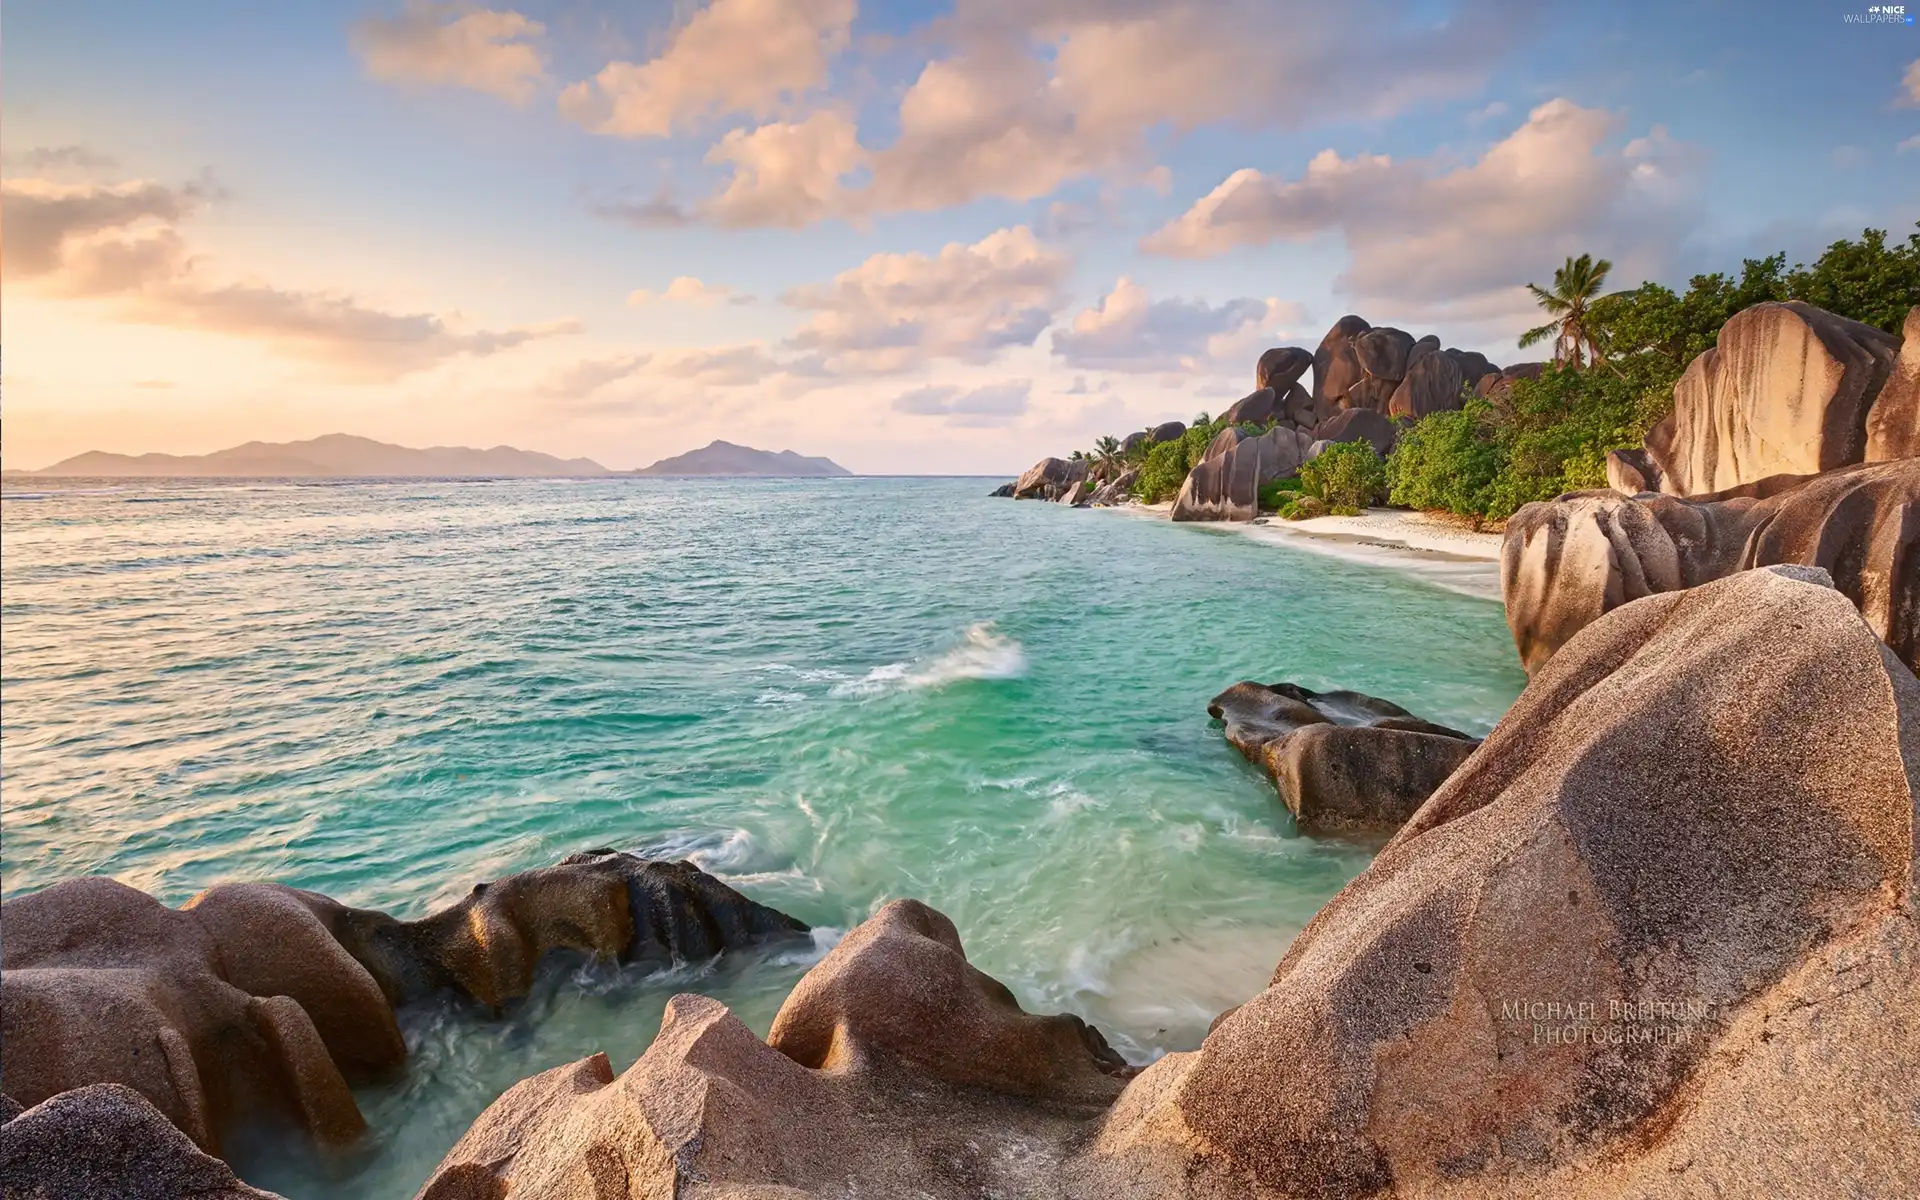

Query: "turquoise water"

xmin=0 ymin=476 xmax=1526 ymax=1197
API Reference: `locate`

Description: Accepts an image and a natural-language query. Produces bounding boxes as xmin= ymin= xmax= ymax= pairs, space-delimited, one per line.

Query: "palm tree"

xmin=1519 ymin=253 xmax=1612 ymax=369
xmin=1092 ymin=435 xmax=1123 ymax=480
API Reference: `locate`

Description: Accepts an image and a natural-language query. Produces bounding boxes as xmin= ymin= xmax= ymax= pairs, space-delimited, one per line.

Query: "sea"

xmin=0 ymin=475 xmax=1527 ymax=1197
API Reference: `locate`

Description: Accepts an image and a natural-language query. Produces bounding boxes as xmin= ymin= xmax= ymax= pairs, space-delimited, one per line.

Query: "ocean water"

xmin=0 ymin=476 xmax=1528 ymax=1197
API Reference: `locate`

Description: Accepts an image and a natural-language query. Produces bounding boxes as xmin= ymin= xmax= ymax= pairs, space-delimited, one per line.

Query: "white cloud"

xmin=1467 ymin=100 xmax=1509 ymax=125
xmin=1899 ymin=133 xmax=1920 ymax=154
xmin=559 ymin=0 xmax=853 ymax=137
xmin=626 ymin=276 xmax=754 ymax=307
xmin=703 ymin=111 xmax=868 ymax=228
xmin=892 ymin=380 xmax=1032 ymax=426
xmin=351 ymin=3 xmax=546 ymax=104
xmin=3 ymin=176 xmax=577 ymax=378
xmin=546 ymin=354 xmax=651 ymax=397
xmin=780 ymin=226 xmax=1072 ymax=375
xmin=1905 ymin=57 xmax=1920 ymax=105
xmin=647 ymin=344 xmax=794 ymax=387
xmin=1050 ymin=277 xmax=1290 ymax=373
xmin=1141 ymin=99 xmax=1704 ymax=318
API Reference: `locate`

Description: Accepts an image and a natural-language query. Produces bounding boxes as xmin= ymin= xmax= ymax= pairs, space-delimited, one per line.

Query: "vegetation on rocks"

xmin=1299 ymin=442 xmax=1386 ymax=515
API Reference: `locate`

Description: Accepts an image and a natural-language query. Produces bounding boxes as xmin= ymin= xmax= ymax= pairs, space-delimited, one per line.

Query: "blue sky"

xmin=5 ymin=0 xmax=1917 ymax=472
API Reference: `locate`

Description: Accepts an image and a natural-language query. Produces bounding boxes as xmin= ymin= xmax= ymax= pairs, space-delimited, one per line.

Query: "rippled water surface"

xmin=0 ymin=476 xmax=1527 ymax=1197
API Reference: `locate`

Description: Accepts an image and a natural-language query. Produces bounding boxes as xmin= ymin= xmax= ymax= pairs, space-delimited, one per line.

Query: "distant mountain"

xmin=630 ymin=440 xmax=852 ymax=477
xmin=34 ymin=434 xmax=609 ymax=478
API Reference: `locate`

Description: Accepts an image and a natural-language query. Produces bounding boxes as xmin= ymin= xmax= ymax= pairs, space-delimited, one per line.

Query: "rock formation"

xmin=1012 ymin=456 xmax=1089 ymax=501
xmin=1387 ymin=348 xmax=1466 ymax=421
xmin=1087 ymin=468 xmax=1139 ymax=507
xmin=1311 ymin=317 xmax=1486 ymax=423
xmin=1171 ymin=426 xmax=1313 ymax=522
xmin=0 ymin=851 xmax=806 ymax=1160
xmin=1255 ymin=346 xmax=1313 ymax=393
xmin=1 ymin=1084 xmax=284 ymax=1200
xmin=1150 ymin=420 xmax=1188 ymax=445
xmin=1603 ymin=447 xmax=1662 ymax=494
xmin=987 ymin=482 xmax=1015 ymax=497
xmin=1208 ymin=682 xmax=1478 ymax=834
xmin=1640 ymin=301 xmax=1904 ymax=495
xmin=1073 ymin=565 xmax=1920 ymax=1199
xmin=1866 ymin=305 xmax=1920 ymax=462
xmin=1311 ymin=315 xmax=1373 ymax=412
xmin=416 ymin=900 xmax=1130 ymax=1200
xmin=1475 ymin=359 xmax=1546 ymax=402
xmin=1310 ymin=408 xmax=1400 ymax=459
xmin=1502 ymin=456 xmax=1919 ymax=674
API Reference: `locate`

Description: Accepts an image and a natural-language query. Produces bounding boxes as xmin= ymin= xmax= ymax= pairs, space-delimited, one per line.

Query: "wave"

xmin=833 ymin=622 xmax=1027 ymax=696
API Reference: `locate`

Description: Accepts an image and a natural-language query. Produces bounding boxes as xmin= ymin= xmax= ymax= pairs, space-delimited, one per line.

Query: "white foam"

xmin=834 ymin=622 xmax=1027 ymax=696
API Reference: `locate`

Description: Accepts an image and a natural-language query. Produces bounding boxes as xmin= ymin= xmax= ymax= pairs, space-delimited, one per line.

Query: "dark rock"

xmin=1088 ymin=468 xmax=1138 ymax=507
xmin=1475 ymin=360 xmax=1546 ymax=402
xmin=1502 ymin=457 xmax=1919 ymax=674
xmin=1311 ymin=315 xmax=1371 ymax=411
xmin=1444 ymin=347 xmax=1499 ymax=389
xmin=1354 ymin=327 xmax=1414 ymax=382
xmin=1012 ymin=457 xmax=1088 ymax=501
xmin=1407 ymin=334 xmax=1441 ymax=368
xmin=1149 ymin=420 xmax=1188 ymax=445
xmin=0 ymin=1084 xmax=283 ymax=1200
xmin=988 ymin=482 xmax=1015 ymax=497
xmin=1207 ymin=682 xmax=1477 ymax=834
xmin=1219 ymin=387 xmax=1279 ymax=427
xmin=1606 ymin=447 xmax=1663 ymax=494
xmin=1387 ymin=350 xmax=1466 ymax=421
xmin=1344 ymin=376 xmax=1399 ymax=412
xmin=1279 ymin=382 xmax=1317 ymax=428
xmin=1311 ymin=408 xmax=1399 ymax=459
xmin=1081 ymin=565 xmax=1920 ymax=1199
xmin=1256 ymin=346 xmax=1313 ymax=392
xmin=1120 ymin=431 xmax=1148 ymax=453
xmin=1172 ymin=427 xmax=1313 ymax=522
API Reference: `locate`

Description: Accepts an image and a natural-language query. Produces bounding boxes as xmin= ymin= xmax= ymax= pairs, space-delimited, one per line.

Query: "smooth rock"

xmin=1387 ymin=350 xmax=1467 ymax=421
xmin=1088 ymin=468 xmax=1138 ymax=507
xmin=1605 ymin=447 xmax=1663 ymax=494
xmin=1344 ymin=376 xmax=1400 ymax=413
xmin=1013 ymin=456 xmax=1088 ymax=501
xmin=1354 ymin=327 xmax=1414 ymax=382
xmin=1256 ymin=346 xmax=1314 ymax=392
xmin=988 ymin=482 xmax=1015 ymax=497
xmin=1865 ymin=305 xmax=1920 ymax=462
xmin=1311 ymin=408 xmax=1399 ymax=459
xmin=1312 ymin=315 xmax=1372 ymax=410
xmin=1172 ymin=427 xmax=1313 ymax=523
xmin=1445 ymin=347 xmax=1499 ymax=389
xmin=1219 ymin=386 xmax=1279 ymax=427
xmin=1149 ymin=420 xmax=1188 ymax=445
xmin=1502 ymin=457 xmax=1919 ymax=674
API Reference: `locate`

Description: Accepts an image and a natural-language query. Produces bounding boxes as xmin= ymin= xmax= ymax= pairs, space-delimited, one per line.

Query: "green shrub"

xmin=1257 ymin=476 xmax=1303 ymax=510
xmin=1133 ymin=420 xmax=1228 ymax=503
xmin=1385 ymin=401 xmax=1506 ymax=517
xmin=1277 ymin=495 xmax=1329 ymax=521
xmin=1299 ymin=442 xmax=1387 ymax=512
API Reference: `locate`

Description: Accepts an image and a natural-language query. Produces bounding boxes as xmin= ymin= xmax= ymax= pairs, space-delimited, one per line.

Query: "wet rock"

xmin=1075 ymin=565 xmax=1920 ymax=1199
xmin=1502 ymin=457 xmax=1919 ymax=674
xmin=1256 ymin=346 xmax=1314 ymax=392
xmin=988 ymin=482 xmax=1015 ymax=497
xmin=1645 ymin=301 xmax=1900 ymax=495
xmin=1012 ymin=456 xmax=1088 ymax=501
xmin=1172 ymin=427 xmax=1313 ymax=522
xmin=417 ymin=903 xmax=1129 ymax=1200
xmin=1311 ymin=408 xmax=1399 ymax=459
xmin=0 ymin=852 xmax=807 ymax=1157
xmin=1387 ymin=349 xmax=1467 ymax=421
xmin=1208 ymin=682 xmax=1477 ymax=834
xmin=1311 ymin=315 xmax=1372 ymax=411
xmin=1865 ymin=305 xmax=1920 ymax=462
xmin=0 ymin=1084 xmax=283 ymax=1200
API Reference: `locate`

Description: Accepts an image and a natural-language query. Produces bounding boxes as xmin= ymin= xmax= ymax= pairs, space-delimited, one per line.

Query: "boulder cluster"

xmin=0 ymin=851 xmax=806 ymax=1164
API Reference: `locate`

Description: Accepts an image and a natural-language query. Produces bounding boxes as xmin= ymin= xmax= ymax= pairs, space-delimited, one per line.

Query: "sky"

xmin=4 ymin=0 xmax=1918 ymax=474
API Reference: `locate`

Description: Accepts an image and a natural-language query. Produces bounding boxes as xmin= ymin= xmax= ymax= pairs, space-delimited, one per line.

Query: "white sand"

xmin=1106 ymin=503 xmax=1506 ymax=602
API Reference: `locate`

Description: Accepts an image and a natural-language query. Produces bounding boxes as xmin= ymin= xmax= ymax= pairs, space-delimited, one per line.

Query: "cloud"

xmin=627 ymin=276 xmax=755 ymax=307
xmin=11 ymin=145 xmax=118 ymax=172
xmin=780 ymin=225 xmax=1072 ymax=375
xmin=1905 ymin=57 xmax=1920 ymax=105
xmin=891 ymin=381 xmax=1032 ymax=426
xmin=648 ymin=344 xmax=793 ymax=387
xmin=560 ymin=0 xmax=853 ymax=137
xmin=588 ymin=187 xmax=693 ymax=229
xmin=1467 ymin=100 xmax=1509 ymax=125
xmin=1141 ymin=99 xmax=1703 ymax=318
xmin=351 ymin=3 xmax=546 ymax=104
xmin=546 ymin=353 xmax=651 ymax=397
xmin=702 ymin=111 xmax=868 ymax=228
xmin=3 ymin=176 xmax=576 ymax=378
xmin=1051 ymin=277 xmax=1289 ymax=373
xmin=1900 ymin=133 xmax=1920 ymax=154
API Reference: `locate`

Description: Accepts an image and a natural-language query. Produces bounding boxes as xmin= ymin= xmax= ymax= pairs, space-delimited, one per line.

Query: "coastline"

xmin=1107 ymin=503 xmax=1506 ymax=602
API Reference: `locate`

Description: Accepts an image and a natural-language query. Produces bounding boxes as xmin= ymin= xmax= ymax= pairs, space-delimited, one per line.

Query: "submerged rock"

xmin=1076 ymin=565 xmax=1920 ymax=1199
xmin=1208 ymin=682 xmax=1478 ymax=834
xmin=1502 ymin=457 xmax=1919 ymax=674
xmin=988 ymin=482 xmax=1015 ymax=497
xmin=416 ymin=901 xmax=1130 ymax=1200
xmin=0 ymin=1084 xmax=283 ymax=1200
xmin=0 ymin=851 xmax=806 ymax=1158
xmin=1171 ymin=426 xmax=1313 ymax=522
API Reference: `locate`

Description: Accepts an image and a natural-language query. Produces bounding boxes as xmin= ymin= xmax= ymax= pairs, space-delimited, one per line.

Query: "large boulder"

xmin=0 ymin=851 xmax=807 ymax=1156
xmin=1444 ymin=347 xmax=1499 ymax=390
xmin=1311 ymin=315 xmax=1372 ymax=411
xmin=1475 ymin=360 xmax=1546 ymax=402
xmin=1172 ymin=426 xmax=1313 ymax=522
xmin=1012 ymin=456 xmax=1088 ymax=501
xmin=1149 ymin=420 xmax=1188 ymax=445
xmin=1218 ymin=386 xmax=1279 ymax=427
xmin=1088 ymin=468 xmax=1138 ymax=507
xmin=1866 ymin=305 xmax=1920 ymax=462
xmin=416 ymin=903 xmax=1130 ymax=1200
xmin=1208 ymin=682 xmax=1478 ymax=834
xmin=1256 ymin=346 xmax=1313 ymax=392
xmin=1387 ymin=349 xmax=1467 ymax=421
xmin=1501 ymin=457 xmax=1919 ymax=675
xmin=1353 ymin=327 xmax=1414 ymax=383
xmin=1604 ymin=447 xmax=1663 ymax=494
xmin=987 ymin=482 xmax=1015 ymax=497
xmin=0 ymin=1084 xmax=284 ymax=1200
xmin=1311 ymin=407 xmax=1399 ymax=459
xmin=1645 ymin=301 xmax=1900 ymax=495
xmin=1070 ymin=565 xmax=1920 ymax=1199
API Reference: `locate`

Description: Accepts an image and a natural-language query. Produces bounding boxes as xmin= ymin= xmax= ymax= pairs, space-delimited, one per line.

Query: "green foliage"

xmin=1299 ymin=442 xmax=1387 ymax=512
xmin=1257 ymin=476 xmax=1304 ymax=511
xmin=1134 ymin=420 xmax=1226 ymax=503
xmin=1520 ymin=252 xmax=1613 ymax=367
xmin=1781 ymin=225 xmax=1920 ymax=334
xmin=1277 ymin=495 xmax=1329 ymax=521
xmin=1385 ymin=401 xmax=1507 ymax=517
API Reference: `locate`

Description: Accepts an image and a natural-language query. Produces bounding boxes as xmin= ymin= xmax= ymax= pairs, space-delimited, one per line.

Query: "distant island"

xmin=23 ymin=434 xmax=854 ymax=479
xmin=628 ymin=440 xmax=851 ymax=477
xmin=29 ymin=434 xmax=610 ymax=478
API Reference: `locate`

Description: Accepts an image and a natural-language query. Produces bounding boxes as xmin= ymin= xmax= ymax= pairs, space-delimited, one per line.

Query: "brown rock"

xmin=1445 ymin=347 xmax=1499 ymax=389
xmin=1088 ymin=467 xmax=1139 ymax=507
xmin=1476 ymin=360 xmax=1546 ymax=402
xmin=1344 ymin=376 xmax=1399 ymax=412
xmin=1172 ymin=426 xmax=1314 ymax=522
xmin=1312 ymin=315 xmax=1371 ymax=410
xmin=1072 ymin=565 xmax=1920 ymax=1199
xmin=1311 ymin=408 xmax=1399 ymax=459
xmin=1149 ymin=420 xmax=1188 ymax=444
xmin=1387 ymin=350 xmax=1466 ymax=421
xmin=1604 ymin=447 xmax=1663 ymax=494
xmin=1219 ymin=386 xmax=1279 ymax=427
xmin=1865 ymin=305 xmax=1920 ymax=462
xmin=1013 ymin=456 xmax=1089 ymax=501
xmin=1646 ymin=301 xmax=1900 ymax=495
xmin=1502 ymin=457 xmax=1919 ymax=674
xmin=1280 ymin=382 xmax=1317 ymax=428
xmin=1354 ymin=327 xmax=1414 ymax=382
xmin=1256 ymin=346 xmax=1313 ymax=392
xmin=0 ymin=1084 xmax=284 ymax=1200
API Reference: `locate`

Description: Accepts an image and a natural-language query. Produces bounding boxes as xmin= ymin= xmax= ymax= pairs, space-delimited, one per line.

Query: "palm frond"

xmin=1517 ymin=322 xmax=1559 ymax=349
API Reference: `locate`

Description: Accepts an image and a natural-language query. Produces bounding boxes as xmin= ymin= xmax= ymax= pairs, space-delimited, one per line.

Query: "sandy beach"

xmin=1111 ymin=503 xmax=1506 ymax=602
